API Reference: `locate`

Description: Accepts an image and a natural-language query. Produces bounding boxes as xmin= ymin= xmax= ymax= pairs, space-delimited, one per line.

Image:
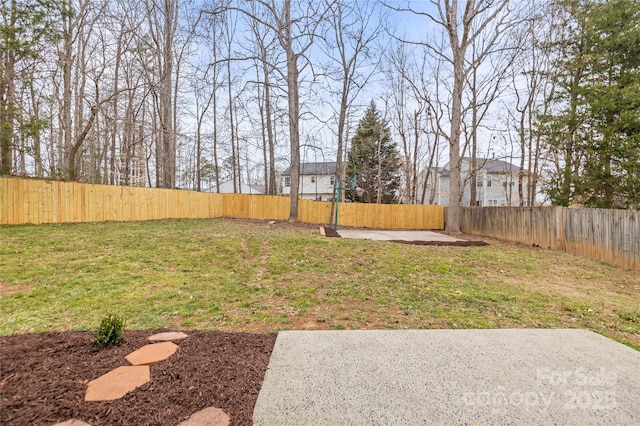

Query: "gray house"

xmin=421 ymin=158 xmax=529 ymax=207
xmin=281 ymin=162 xmax=336 ymax=201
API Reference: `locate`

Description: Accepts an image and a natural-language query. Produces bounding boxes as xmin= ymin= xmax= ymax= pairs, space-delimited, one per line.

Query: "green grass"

xmin=1 ymin=218 xmax=638 ymax=350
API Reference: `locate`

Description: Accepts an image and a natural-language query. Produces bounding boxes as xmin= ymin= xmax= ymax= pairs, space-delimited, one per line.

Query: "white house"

xmin=281 ymin=162 xmax=336 ymax=201
xmin=211 ymin=180 xmax=263 ymax=194
xmin=421 ymin=158 xmax=529 ymax=207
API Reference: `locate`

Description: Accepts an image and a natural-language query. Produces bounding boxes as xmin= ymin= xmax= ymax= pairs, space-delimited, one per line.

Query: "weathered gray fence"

xmin=461 ymin=207 xmax=639 ymax=272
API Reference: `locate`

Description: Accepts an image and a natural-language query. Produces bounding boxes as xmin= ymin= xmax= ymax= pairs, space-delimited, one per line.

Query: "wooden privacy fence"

xmin=0 ymin=177 xmax=444 ymax=230
xmin=336 ymin=201 xmax=444 ymax=229
xmin=0 ymin=178 xmax=224 ymax=223
xmin=461 ymin=206 xmax=639 ymax=272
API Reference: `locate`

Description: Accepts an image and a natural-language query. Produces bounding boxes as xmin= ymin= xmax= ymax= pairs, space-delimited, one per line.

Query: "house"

xmin=421 ymin=158 xmax=529 ymax=207
xmin=211 ymin=180 xmax=263 ymax=194
xmin=280 ymin=162 xmax=336 ymax=201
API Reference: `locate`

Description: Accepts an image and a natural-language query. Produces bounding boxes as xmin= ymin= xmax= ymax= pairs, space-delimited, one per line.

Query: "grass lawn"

xmin=1 ymin=218 xmax=638 ymax=350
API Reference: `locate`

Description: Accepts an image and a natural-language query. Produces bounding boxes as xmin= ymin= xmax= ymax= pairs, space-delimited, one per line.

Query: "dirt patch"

xmin=0 ymin=282 xmax=31 ymax=296
xmin=227 ymin=217 xmax=321 ymax=233
xmin=0 ymin=330 xmax=276 ymax=426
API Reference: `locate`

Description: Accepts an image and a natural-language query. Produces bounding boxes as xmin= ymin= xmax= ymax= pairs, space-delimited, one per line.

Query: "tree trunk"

xmin=447 ymin=40 xmax=465 ymax=233
xmin=225 ymin=18 xmax=237 ymax=193
xmin=0 ymin=0 xmax=17 ymax=175
xmin=286 ymin=47 xmax=301 ymax=220
xmin=469 ymin=63 xmax=478 ymax=207
xmin=68 ymin=106 xmax=98 ymax=181
xmin=211 ymin=20 xmax=220 ymax=193
xmin=62 ymin=6 xmax=73 ymax=178
xmin=264 ymin=70 xmax=276 ymax=195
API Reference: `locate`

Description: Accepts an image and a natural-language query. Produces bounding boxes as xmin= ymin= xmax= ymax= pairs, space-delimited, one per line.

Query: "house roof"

xmin=282 ymin=162 xmax=336 ymax=176
xmin=477 ymin=158 xmax=521 ymax=174
xmin=440 ymin=158 xmax=520 ymax=176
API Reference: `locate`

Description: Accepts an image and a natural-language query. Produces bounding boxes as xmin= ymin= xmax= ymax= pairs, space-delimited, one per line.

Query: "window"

xmin=330 ymin=176 xmax=335 ymax=185
xmin=284 ymin=177 xmax=290 ymax=187
xmin=477 ymin=180 xmax=483 ymax=187
xmin=311 ymin=176 xmax=316 ymax=183
xmin=487 ymin=180 xmax=492 ymax=187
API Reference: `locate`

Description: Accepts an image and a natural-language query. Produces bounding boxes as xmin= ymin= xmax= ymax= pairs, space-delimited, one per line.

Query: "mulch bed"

xmin=0 ymin=330 xmax=276 ymax=426
xmin=389 ymin=240 xmax=489 ymax=247
xmin=323 ymin=226 xmax=341 ymax=238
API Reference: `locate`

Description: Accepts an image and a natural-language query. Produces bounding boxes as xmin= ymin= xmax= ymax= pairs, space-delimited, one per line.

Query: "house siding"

xmin=281 ymin=162 xmax=336 ymax=201
xmin=418 ymin=158 xmax=529 ymax=206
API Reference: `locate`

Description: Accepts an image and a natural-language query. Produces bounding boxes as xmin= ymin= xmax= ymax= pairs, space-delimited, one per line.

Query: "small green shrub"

xmin=94 ymin=313 xmax=125 ymax=346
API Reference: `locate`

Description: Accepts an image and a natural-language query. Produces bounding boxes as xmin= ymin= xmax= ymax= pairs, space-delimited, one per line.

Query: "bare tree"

xmin=197 ymin=6 xmax=225 ymax=193
xmin=143 ymin=0 xmax=178 ymax=188
xmin=187 ymin=62 xmax=215 ymax=191
xmin=54 ymin=0 xmax=124 ymax=182
xmin=321 ymin=0 xmax=382 ymax=213
xmin=387 ymin=0 xmax=514 ymax=232
xmin=504 ymin=5 xmax=554 ymax=207
xmin=248 ymin=18 xmax=279 ymax=195
xmin=384 ymin=40 xmax=436 ymax=205
xmin=463 ymin=21 xmax=519 ymax=206
xmin=212 ymin=0 xmax=335 ymax=220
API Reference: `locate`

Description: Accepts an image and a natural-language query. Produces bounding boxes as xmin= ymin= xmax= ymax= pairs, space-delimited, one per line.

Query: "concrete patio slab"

xmin=253 ymin=329 xmax=640 ymax=425
xmin=336 ymin=230 xmax=462 ymax=242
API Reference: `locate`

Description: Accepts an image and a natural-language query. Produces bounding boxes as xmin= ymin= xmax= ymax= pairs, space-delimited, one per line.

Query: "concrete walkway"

xmin=253 ymin=329 xmax=640 ymax=425
xmin=336 ymin=230 xmax=462 ymax=242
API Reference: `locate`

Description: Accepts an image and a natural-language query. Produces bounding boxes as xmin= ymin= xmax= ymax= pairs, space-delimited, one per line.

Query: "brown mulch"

xmin=0 ymin=330 xmax=276 ymax=426
xmin=323 ymin=226 xmax=341 ymax=238
xmin=389 ymin=240 xmax=489 ymax=247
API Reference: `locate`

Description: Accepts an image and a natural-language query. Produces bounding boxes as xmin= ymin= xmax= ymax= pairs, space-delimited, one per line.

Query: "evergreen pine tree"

xmin=542 ymin=0 xmax=640 ymax=209
xmin=345 ymin=101 xmax=401 ymax=204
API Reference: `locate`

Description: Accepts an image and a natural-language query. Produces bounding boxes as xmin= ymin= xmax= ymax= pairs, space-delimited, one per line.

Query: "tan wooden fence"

xmin=335 ymin=201 xmax=444 ymax=229
xmin=0 ymin=177 xmax=444 ymax=229
xmin=461 ymin=206 xmax=640 ymax=272
xmin=0 ymin=178 xmax=224 ymax=223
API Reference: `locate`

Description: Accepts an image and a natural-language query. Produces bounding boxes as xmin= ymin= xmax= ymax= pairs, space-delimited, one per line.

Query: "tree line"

xmin=1 ymin=0 xmax=638 ymax=232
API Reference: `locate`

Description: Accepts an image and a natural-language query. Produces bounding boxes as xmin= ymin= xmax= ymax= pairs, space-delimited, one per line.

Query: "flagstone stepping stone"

xmin=52 ymin=420 xmax=92 ymax=426
xmin=148 ymin=331 xmax=188 ymax=342
xmin=125 ymin=341 xmax=179 ymax=365
xmin=177 ymin=406 xmax=230 ymax=426
xmin=85 ymin=365 xmax=150 ymax=402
